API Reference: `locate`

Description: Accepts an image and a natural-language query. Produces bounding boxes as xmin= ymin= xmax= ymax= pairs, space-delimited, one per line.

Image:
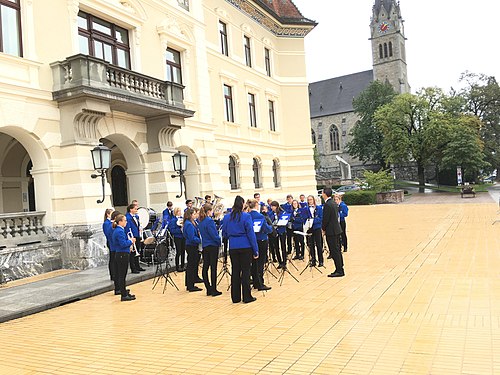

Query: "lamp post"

xmin=90 ymin=144 xmax=112 ymax=204
xmin=171 ymin=151 xmax=188 ymax=199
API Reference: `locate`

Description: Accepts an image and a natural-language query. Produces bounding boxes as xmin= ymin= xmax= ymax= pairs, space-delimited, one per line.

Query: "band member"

xmin=248 ymin=199 xmax=272 ymax=291
xmin=322 ymin=188 xmax=345 ymax=277
xmin=262 ymin=204 xmax=278 ymax=262
xmin=204 ymin=195 xmax=212 ymax=204
xmin=112 ymin=214 xmax=136 ymax=301
xmin=162 ymin=201 xmax=174 ymax=228
xmin=184 ymin=199 xmax=193 ymax=212
xmin=222 ymin=196 xmax=258 ymax=304
xmin=304 ymin=195 xmax=324 ymax=267
xmin=269 ymin=201 xmax=287 ymax=269
xmin=253 ymin=193 xmax=265 ymax=212
xmin=183 ymin=208 xmax=202 ymax=292
xmin=168 ymin=207 xmax=186 ymax=272
xmin=335 ymin=194 xmax=349 ymax=252
xmin=290 ymin=200 xmax=305 ymax=260
xmin=299 ymin=194 xmax=307 ymax=209
xmin=281 ymin=194 xmax=294 ymax=254
xmin=102 ymin=208 xmax=114 ymax=281
xmin=125 ymin=203 xmax=144 ymax=273
xmin=198 ymin=204 xmax=222 ymax=296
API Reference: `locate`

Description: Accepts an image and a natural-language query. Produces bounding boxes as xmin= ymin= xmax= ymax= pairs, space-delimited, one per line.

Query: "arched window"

xmin=311 ymin=129 xmax=316 ymax=144
xmin=330 ymin=125 xmax=340 ymax=151
xmin=228 ymin=155 xmax=239 ymax=190
xmin=379 ymin=44 xmax=383 ymax=59
xmin=111 ymin=165 xmax=128 ymax=206
xmin=26 ymin=160 xmax=35 ymax=211
xmin=272 ymin=159 xmax=281 ymax=188
xmin=383 ymin=43 xmax=388 ymax=58
xmin=388 ymin=41 xmax=393 ymax=57
xmin=253 ymin=158 xmax=262 ymax=189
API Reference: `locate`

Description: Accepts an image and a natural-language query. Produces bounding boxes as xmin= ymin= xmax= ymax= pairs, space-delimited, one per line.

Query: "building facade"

xmin=0 ymin=0 xmax=317 ymax=279
xmin=309 ymin=0 xmax=410 ymax=183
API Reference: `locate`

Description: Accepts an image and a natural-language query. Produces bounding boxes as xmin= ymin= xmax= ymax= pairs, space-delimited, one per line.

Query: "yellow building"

xmin=0 ymin=0 xmax=316 ymax=277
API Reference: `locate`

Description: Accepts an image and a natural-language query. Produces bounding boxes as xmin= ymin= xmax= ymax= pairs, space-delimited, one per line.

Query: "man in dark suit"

xmin=321 ymin=188 xmax=345 ymax=277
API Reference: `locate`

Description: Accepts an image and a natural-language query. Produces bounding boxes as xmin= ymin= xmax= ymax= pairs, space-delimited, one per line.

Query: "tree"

xmin=346 ymin=81 xmax=397 ymax=167
xmin=363 ymin=169 xmax=394 ymax=193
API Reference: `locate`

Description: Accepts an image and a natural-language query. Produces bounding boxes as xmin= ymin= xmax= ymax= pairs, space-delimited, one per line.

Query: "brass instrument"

xmin=194 ymin=196 xmax=206 ymax=208
xmin=213 ymin=194 xmax=225 ymax=220
xmin=128 ymin=228 xmax=140 ymax=257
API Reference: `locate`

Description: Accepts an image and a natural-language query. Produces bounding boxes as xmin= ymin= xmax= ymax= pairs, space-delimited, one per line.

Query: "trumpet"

xmin=128 ymin=228 xmax=140 ymax=257
xmin=194 ymin=196 xmax=206 ymax=208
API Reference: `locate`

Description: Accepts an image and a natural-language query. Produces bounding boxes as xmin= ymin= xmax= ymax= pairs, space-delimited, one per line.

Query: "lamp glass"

xmin=172 ymin=151 xmax=188 ymax=172
xmin=180 ymin=153 xmax=188 ymax=172
xmin=91 ymin=145 xmax=111 ymax=171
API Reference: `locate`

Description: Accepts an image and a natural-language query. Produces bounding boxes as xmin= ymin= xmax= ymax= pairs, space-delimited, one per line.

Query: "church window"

xmin=383 ymin=43 xmax=388 ymax=58
xmin=389 ymin=41 xmax=393 ymax=57
xmin=379 ymin=44 xmax=383 ymax=59
xmin=329 ymin=125 xmax=340 ymax=152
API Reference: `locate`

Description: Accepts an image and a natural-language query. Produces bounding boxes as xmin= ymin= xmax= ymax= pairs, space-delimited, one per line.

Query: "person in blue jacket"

xmin=280 ymin=194 xmax=294 ymax=255
xmin=111 ymin=214 xmax=136 ymax=301
xmin=299 ymin=194 xmax=308 ymax=209
xmin=248 ymin=199 xmax=273 ymax=291
xmin=198 ymin=204 xmax=222 ymax=296
xmin=102 ymin=208 xmax=114 ymax=281
xmin=183 ymin=208 xmax=202 ymax=292
xmin=290 ymin=200 xmax=306 ymax=260
xmin=269 ymin=201 xmax=288 ymax=269
xmin=161 ymin=201 xmax=174 ymax=229
xmin=168 ymin=207 xmax=185 ymax=272
xmin=303 ymin=195 xmax=324 ymax=267
xmin=125 ymin=203 xmax=143 ymax=273
xmin=222 ymin=196 xmax=259 ymax=303
xmin=335 ymin=194 xmax=349 ymax=252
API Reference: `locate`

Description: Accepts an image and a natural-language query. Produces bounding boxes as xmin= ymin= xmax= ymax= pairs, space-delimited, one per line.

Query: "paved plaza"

xmin=1 ymin=199 xmax=500 ymax=374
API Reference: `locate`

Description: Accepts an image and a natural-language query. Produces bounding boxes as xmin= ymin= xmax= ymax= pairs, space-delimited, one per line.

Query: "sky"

xmin=291 ymin=0 xmax=500 ymax=92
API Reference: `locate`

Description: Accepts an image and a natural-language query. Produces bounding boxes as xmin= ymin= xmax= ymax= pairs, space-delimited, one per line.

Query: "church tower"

xmin=370 ymin=0 xmax=410 ymax=93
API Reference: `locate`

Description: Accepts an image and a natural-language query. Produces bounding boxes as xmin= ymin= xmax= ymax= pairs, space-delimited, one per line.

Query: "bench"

xmin=461 ymin=186 xmax=476 ymax=198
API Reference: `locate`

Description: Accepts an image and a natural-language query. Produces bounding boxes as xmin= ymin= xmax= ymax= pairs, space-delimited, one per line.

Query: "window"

xmin=177 ymin=0 xmax=189 ymax=10
xmin=383 ymin=42 xmax=388 ymax=58
xmin=253 ymin=158 xmax=262 ymax=189
xmin=330 ymin=125 xmax=340 ymax=151
xmin=268 ymin=100 xmax=276 ymax=131
xmin=0 ymin=0 xmax=22 ymax=56
xmin=228 ymin=156 xmax=239 ymax=190
xmin=219 ymin=21 xmax=228 ymax=56
xmin=78 ymin=11 xmax=131 ymax=69
xmin=311 ymin=129 xmax=316 ymax=144
xmin=378 ymin=44 xmax=383 ymax=59
xmin=388 ymin=41 xmax=393 ymax=57
xmin=248 ymin=93 xmax=257 ymax=127
xmin=264 ymin=48 xmax=271 ymax=77
xmin=111 ymin=165 xmax=128 ymax=206
xmin=272 ymin=159 xmax=281 ymax=188
xmin=244 ymin=35 xmax=252 ymax=67
xmin=224 ymin=84 xmax=234 ymax=122
xmin=166 ymin=48 xmax=182 ymax=84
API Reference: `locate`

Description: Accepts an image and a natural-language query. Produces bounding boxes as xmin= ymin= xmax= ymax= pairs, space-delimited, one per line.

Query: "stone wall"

xmin=376 ymin=190 xmax=404 ymax=204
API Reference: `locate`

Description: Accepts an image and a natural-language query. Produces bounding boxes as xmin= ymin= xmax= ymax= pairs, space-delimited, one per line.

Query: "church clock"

xmin=378 ymin=21 xmax=390 ymax=34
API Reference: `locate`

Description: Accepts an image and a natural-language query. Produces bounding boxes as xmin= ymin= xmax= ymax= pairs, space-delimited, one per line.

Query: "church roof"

xmin=309 ymin=70 xmax=374 ymax=118
xmin=373 ymin=0 xmax=395 ymax=15
xmin=253 ymin=0 xmax=317 ymax=25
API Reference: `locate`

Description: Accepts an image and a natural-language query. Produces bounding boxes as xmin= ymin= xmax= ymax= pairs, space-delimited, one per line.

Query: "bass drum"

xmin=137 ymin=207 xmax=157 ymax=229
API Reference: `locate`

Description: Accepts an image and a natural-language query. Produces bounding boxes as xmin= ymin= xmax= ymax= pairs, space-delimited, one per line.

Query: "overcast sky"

xmin=292 ymin=0 xmax=500 ymax=92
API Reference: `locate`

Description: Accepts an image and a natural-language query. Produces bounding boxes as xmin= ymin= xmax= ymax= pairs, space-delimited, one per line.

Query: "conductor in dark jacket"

xmin=321 ymin=188 xmax=345 ymax=277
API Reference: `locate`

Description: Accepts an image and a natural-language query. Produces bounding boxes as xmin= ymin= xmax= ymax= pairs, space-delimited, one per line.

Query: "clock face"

xmin=378 ymin=21 xmax=390 ymax=34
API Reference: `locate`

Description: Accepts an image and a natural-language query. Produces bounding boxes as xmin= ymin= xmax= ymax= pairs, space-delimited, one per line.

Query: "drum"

xmin=137 ymin=207 xmax=157 ymax=229
xmin=142 ymin=229 xmax=156 ymax=245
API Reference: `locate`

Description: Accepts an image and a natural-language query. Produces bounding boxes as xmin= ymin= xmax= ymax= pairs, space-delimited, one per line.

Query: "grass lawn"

xmin=395 ymin=180 xmax=490 ymax=193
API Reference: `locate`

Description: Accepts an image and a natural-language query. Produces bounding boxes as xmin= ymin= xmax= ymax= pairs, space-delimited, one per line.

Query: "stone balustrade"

xmin=0 ymin=211 xmax=47 ymax=248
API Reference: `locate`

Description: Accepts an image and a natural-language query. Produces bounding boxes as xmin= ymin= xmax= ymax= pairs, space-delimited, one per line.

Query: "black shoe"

xmin=243 ymin=297 xmax=257 ymax=303
xmin=188 ymin=286 xmax=202 ymax=292
xmin=292 ymin=256 xmax=300 ymax=260
xmin=115 ymin=288 xmax=130 ymax=295
xmin=131 ymin=270 xmax=140 ymax=274
xmin=318 ymin=262 xmax=324 ymax=267
xmin=311 ymin=260 xmax=317 ymax=266
xmin=277 ymin=264 xmax=283 ymax=269
xmin=299 ymin=257 xmax=304 ymax=260
xmin=328 ymin=272 xmax=345 ymax=278
xmin=121 ymin=295 xmax=135 ymax=301
xmin=258 ymin=285 xmax=272 ymax=291
xmin=272 ymin=259 xmax=278 ymax=263
xmin=127 ymin=293 xmax=136 ymax=298
xmin=195 ymin=278 xmax=204 ymax=283
xmin=343 ymin=249 xmax=348 ymax=252
xmin=139 ymin=267 xmax=146 ymax=271
xmin=212 ymin=290 xmax=222 ymax=297
xmin=327 ymin=255 xmax=333 ymax=259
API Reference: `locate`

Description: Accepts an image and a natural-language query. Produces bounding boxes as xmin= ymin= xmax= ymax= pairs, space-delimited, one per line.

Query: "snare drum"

xmin=137 ymin=207 xmax=157 ymax=229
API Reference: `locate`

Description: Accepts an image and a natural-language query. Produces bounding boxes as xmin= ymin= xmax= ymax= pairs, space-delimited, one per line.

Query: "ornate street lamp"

xmin=90 ymin=144 xmax=112 ymax=204
xmin=171 ymin=151 xmax=188 ymax=198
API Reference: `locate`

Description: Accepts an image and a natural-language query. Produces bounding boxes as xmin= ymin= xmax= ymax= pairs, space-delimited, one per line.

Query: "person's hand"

xmin=131 ymin=237 xmax=136 ymax=243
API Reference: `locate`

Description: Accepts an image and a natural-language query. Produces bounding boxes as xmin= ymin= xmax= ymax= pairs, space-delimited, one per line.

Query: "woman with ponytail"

xmin=198 ymin=204 xmax=222 ymax=296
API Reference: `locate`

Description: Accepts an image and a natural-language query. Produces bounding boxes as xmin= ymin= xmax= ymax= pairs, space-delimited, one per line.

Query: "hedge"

xmin=342 ymin=190 xmax=376 ymax=205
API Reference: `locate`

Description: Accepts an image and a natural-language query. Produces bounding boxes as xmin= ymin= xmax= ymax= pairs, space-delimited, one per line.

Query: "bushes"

xmin=342 ymin=190 xmax=376 ymax=205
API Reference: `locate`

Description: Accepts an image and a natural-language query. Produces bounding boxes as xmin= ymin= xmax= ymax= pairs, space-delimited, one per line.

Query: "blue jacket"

xmin=183 ymin=220 xmax=201 ymax=247
xmin=111 ymin=225 xmax=132 ymax=253
xmin=302 ymin=205 xmax=323 ymax=230
xmin=199 ymin=217 xmax=221 ymax=248
xmin=102 ymin=219 xmax=113 ymax=249
xmin=125 ymin=212 xmax=140 ymax=238
xmin=290 ymin=208 xmax=305 ymax=231
xmin=167 ymin=216 xmax=183 ymax=238
xmin=338 ymin=202 xmax=348 ymax=221
xmin=222 ymin=212 xmax=258 ymax=256
xmin=268 ymin=211 xmax=286 ymax=235
xmin=281 ymin=202 xmax=293 ymax=214
xmin=299 ymin=201 xmax=308 ymax=209
xmin=162 ymin=208 xmax=174 ymax=228
xmin=249 ymin=210 xmax=273 ymax=241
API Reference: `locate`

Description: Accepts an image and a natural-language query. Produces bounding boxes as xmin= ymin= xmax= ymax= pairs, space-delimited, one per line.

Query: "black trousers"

xmin=185 ymin=245 xmax=199 ymax=290
xmin=229 ymin=248 xmax=253 ymax=303
xmin=129 ymin=237 xmax=141 ymax=271
xmin=286 ymin=228 xmax=294 ymax=254
xmin=174 ymin=237 xmax=186 ymax=270
xmin=326 ymin=234 xmax=344 ymax=274
xmin=251 ymin=240 xmax=268 ymax=289
xmin=202 ymin=246 xmax=219 ymax=294
xmin=107 ymin=242 xmax=115 ymax=281
xmin=268 ymin=235 xmax=278 ymax=261
xmin=307 ymin=228 xmax=323 ymax=264
xmin=293 ymin=233 xmax=304 ymax=258
xmin=114 ymin=252 xmax=129 ymax=297
xmin=276 ymin=233 xmax=287 ymax=266
xmin=339 ymin=220 xmax=348 ymax=251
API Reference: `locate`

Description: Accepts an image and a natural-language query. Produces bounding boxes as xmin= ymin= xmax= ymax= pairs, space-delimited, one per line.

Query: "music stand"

xmin=152 ymin=231 xmax=178 ymax=293
xmin=297 ymin=231 xmax=323 ymax=276
xmin=217 ymin=238 xmax=231 ymax=291
xmin=263 ymin=247 xmax=279 ymax=282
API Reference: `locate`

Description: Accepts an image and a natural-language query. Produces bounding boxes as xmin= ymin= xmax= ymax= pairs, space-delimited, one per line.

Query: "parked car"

xmin=335 ymin=184 xmax=361 ymax=193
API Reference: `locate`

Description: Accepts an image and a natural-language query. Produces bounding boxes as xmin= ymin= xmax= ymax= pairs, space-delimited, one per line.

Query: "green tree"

xmin=363 ymin=169 xmax=394 ymax=193
xmin=346 ymin=81 xmax=397 ymax=167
